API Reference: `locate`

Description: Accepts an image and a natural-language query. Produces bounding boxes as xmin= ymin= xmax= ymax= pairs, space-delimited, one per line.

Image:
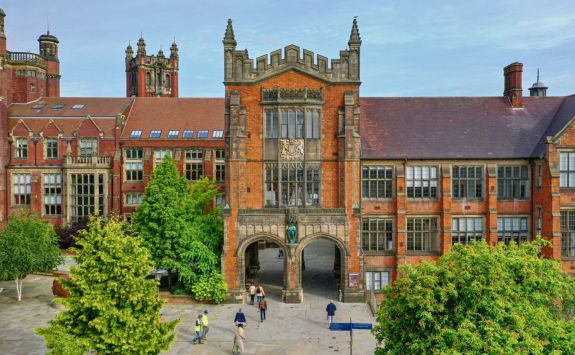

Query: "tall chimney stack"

xmin=503 ymin=62 xmax=523 ymax=108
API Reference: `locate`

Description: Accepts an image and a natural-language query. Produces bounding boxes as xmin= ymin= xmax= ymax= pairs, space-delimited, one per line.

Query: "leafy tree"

xmin=37 ymin=217 xmax=178 ymax=354
xmin=373 ymin=239 xmax=575 ymax=354
xmin=133 ymin=156 xmax=226 ymax=302
xmin=0 ymin=210 xmax=63 ymax=301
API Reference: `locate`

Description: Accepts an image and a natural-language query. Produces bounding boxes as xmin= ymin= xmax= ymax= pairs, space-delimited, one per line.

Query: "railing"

xmin=7 ymin=52 xmax=46 ymax=67
xmin=369 ymin=289 xmax=379 ymax=316
xmin=64 ymin=155 xmax=111 ymax=168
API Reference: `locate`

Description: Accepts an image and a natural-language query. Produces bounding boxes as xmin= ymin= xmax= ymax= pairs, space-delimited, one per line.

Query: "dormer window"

xmin=15 ymin=138 xmax=28 ymax=159
xmin=79 ymin=138 xmax=98 ymax=157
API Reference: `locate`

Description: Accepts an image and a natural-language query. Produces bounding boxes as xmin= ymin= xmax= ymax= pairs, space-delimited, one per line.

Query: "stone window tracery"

xmin=264 ymin=106 xmax=322 ymax=207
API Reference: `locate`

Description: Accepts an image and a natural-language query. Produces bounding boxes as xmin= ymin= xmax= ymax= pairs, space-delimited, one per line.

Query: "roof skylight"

xmin=197 ymin=130 xmax=208 ymax=138
xmin=149 ymin=130 xmax=161 ymax=138
xmin=52 ymin=104 xmax=65 ymax=109
xmin=130 ymin=130 xmax=142 ymax=139
xmin=212 ymin=130 xmax=223 ymax=138
xmin=182 ymin=130 xmax=194 ymax=138
xmin=72 ymin=104 xmax=86 ymax=109
xmin=168 ymin=130 xmax=179 ymax=139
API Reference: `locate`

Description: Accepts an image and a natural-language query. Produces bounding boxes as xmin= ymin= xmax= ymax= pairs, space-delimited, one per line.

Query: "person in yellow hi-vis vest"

xmin=192 ymin=314 xmax=204 ymax=345
xmin=202 ymin=310 xmax=210 ymax=340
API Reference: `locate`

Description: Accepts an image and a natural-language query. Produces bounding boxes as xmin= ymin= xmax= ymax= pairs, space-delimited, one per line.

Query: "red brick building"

xmin=1 ymin=9 xmax=575 ymax=303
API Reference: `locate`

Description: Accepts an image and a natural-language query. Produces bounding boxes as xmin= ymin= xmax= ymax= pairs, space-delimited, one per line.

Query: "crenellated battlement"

xmin=223 ymin=19 xmax=361 ymax=85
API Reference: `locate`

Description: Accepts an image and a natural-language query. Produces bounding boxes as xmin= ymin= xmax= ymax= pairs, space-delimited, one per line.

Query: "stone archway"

xmin=295 ymin=233 xmax=350 ymax=302
xmin=235 ymin=233 xmax=290 ymax=301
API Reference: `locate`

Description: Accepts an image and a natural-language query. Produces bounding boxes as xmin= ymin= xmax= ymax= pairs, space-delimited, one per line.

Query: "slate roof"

xmin=360 ymin=96 xmax=569 ymax=160
xmin=8 ymin=97 xmax=132 ymax=118
xmin=121 ymin=97 xmax=225 ymax=139
xmin=8 ymin=97 xmax=132 ymax=138
xmin=532 ymin=95 xmax=575 ymax=157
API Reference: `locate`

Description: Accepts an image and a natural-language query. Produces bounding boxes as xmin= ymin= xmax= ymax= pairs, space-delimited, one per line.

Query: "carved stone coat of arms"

xmin=280 ymin=139 xmax=304 ymax=161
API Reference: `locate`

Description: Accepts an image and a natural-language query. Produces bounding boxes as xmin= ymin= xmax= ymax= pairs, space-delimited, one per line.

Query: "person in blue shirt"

xmin=234 ymin=308 xmax=247 ymax=328
xmin=326 ymin=300 xmax=337 ymax=327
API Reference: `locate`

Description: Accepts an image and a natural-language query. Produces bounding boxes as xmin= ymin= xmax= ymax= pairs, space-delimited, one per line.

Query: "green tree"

xmin=133 ymin=156 xmax=226 ymax=302
xmin=0 ymin=210 xmax=63 ymax=301
xmin=37 ymin=217 xmax=178 ymax=354
xmin=373 ymin=240 xmax=575 ymax=354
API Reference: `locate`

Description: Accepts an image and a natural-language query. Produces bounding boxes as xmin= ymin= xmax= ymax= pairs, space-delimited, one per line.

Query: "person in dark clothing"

xmin=258 ymin=295 xmax=268 ymax=322
xmin=234 ymin=308 xmax=247 ymax=328
xmin=326 ymin=300 xmax=337 ymax=326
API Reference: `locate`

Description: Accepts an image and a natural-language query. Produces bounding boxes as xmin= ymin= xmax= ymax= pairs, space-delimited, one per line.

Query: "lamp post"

xmin=150 ymin=269 xmax=168 ymax=300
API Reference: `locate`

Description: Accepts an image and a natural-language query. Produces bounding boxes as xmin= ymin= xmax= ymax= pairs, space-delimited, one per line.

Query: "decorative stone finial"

xmin=348 ymin=16 xmax=361 ymax=49
xmin=223 ymin=18 xmax=237 ymax=47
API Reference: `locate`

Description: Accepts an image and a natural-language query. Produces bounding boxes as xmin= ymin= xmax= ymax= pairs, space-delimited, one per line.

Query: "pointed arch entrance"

xmin=235 ymin=232 xmax=352 ymax=303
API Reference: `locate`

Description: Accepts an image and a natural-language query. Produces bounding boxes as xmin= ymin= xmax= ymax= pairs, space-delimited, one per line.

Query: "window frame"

xmin=451 ymin=217 xmax=484 ymax=245
xmin=559 ymin=152 xmax=575 ymax=188
xmin=497 ymin=216 xmax=529 ymax=245
xmin=497 ymin=164 xmax=529 ymax=199
xmin=125 ymin=192 xmax=144 ymax=206
xmin=406 ymin=216 xmax=440 ymax=254
xmin=561 ymin=210 xmax=575 ymax=258
xmin=361 ymin=217 xmax=394 ymax=254
xmin=185 ymin=149 xmax=203 ymax=181
xmin=12 ymin=173 xmax=31 ymax=206
xmin=167 ymin=130 xmax=179 ymax=139
xmin=364 ymin=270 xmax=391 ymax=291
xmin=15 ymin=138 xmax=28 ymax=160
xmin=452 ymin=165 xmax=483 ymax=199
xmin=43 ymin=173 xmax=62 ymax=216
xmin=362 ymin=166 xmax=394 ymax=199
xmin=45 ymin=138 xmax=58 ymax=159
xmin=406 ymin=165 xmax=439 ymax=199
xmin=124 ymin=148 xmax=144 ymax=182
xmin=79 ymin=138 xmax=98 ymax=157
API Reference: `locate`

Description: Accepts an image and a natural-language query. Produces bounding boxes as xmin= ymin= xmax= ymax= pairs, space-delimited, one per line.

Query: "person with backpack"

xmin=192 ymin=314 xmax=204 ymax=344
xmin=258 ymin=295 xmax=268 ymax=322
xmin=326 ymin=300 xmax=337 ymax=327
xmin=255 ymin=285 xmax=264 ymax=305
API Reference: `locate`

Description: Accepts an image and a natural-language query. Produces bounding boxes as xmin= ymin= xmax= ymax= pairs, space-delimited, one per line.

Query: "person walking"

xmin=201 ymin=310 xmax=209 ymax=340
xmin=232 ymin=324 xmax=246 ymax=354
xmin=256 ymin=285 xmax=265 ymax=305
xmin=258 ymin=295 xmax=268 ymax=322
xmin=192 ymin=314 xmax=204 ymax=344
xmin=326 ymin=300 xmax=337 ymax=327
xmin=234 ymin=308 xmax=247 ymax=328
xmin=249 ymin=284 xmax=256 ymax=305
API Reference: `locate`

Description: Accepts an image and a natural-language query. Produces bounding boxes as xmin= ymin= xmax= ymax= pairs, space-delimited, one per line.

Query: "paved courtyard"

xmin=0 ymin=241 xmax=376 ymax=354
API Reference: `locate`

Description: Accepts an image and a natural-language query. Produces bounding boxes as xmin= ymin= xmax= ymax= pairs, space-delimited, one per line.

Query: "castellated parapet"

xmin=223 ymin=19 xmax=361 ymax=85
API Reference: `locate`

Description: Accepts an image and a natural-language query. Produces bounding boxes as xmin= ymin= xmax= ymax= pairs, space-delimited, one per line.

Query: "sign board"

xmin=348 ymin=272 xmax=359 ymax=288
xmin=351 ymin=323 xmax=372 ymax=330
xmin=329 ymin=323 xmax=351 ymax=331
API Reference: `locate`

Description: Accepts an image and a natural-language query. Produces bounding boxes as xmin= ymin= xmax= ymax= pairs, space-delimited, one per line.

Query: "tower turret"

xmin=529 ymin=69 xmax=548 ymax=97
xmin=126 ymin=36 xmax=178 ymax=97
xmin=223 ymin=19 xmax=237 ymax=81
xmin=38 ymin=31 xmax=60 ymax=97
xmin=347 ymin=17 xmax=361 ymax=81
xmin=137 ymin=36 xmax=146 ymax=57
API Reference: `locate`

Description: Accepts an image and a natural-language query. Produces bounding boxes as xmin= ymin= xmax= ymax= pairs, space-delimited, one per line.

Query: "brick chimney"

xmin=503 ymin=62 xmax=523 ymax=108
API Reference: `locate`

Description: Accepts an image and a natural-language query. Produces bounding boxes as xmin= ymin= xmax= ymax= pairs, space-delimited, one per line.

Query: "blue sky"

xmin=3 ymin=0 xmax=575 ymax=97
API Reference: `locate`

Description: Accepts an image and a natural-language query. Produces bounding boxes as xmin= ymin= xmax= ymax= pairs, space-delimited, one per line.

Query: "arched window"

xmin=146 ymin=72 xmax=151 ymax=85
xmin=166 ymin=74 xmax=171 ymax=87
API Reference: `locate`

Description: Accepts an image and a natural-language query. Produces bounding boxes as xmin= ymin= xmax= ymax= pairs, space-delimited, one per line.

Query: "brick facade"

xmin=1 ymin=9 xmax=575 ymax=303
